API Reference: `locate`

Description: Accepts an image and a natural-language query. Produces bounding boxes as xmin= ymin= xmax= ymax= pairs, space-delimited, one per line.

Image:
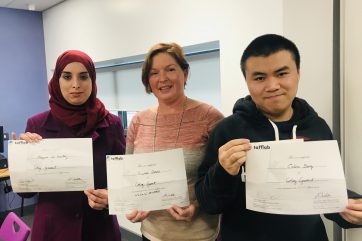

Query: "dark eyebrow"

xmin=150 ymin=64 xmax=177 ymax=71
xmin=251 ymin=71 xmax=266 ymax=77
xmin=275 ymin=66 xmax=289 ymax=73
xmin=61 ymin=71 xmax=89 ymax=75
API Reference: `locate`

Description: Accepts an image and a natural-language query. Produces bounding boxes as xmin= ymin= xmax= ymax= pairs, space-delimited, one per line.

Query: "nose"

xmin=265 ymin=76 xmax=280 ymax=92
xmin=159 ymin=70 xmax=167 ymax=82
xmin=72 ymin=78 xmax=81 ymax=89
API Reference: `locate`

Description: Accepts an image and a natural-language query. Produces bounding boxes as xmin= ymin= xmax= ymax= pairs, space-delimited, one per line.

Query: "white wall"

xmin=342 ymin=0 xmax=362 ymax=240
xmin=42 ymin=0 xmax=283 ymax=115
xmin=283 ymin=0 xmax=333 ymax=128
xmin=283 ymin=1 xmax=334 ymax=240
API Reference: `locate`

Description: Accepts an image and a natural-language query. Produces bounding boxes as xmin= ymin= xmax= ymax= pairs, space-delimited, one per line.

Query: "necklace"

xmin=153 ymin=96 xmax=188 ymax=152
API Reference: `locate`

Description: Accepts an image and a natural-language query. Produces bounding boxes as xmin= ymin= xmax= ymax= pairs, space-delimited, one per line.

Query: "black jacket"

xmin=196 ymin=96 xmax=360 ymax=241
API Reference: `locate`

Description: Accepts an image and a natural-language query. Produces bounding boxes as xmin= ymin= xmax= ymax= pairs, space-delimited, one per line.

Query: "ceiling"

xmin=0 ymin=0 xmax=65 ymax=11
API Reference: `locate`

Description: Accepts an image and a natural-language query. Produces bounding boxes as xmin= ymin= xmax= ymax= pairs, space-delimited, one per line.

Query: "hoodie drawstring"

xmin=268 ymin=119 xmax=298 ymax=141
xmin=292 ymin=125 xmax=297 ymax=140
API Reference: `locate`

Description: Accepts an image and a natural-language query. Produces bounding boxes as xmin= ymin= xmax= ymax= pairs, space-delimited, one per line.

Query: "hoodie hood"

xmin=232 ymin=95 xmax=320 ymax=141
xmin=233 ymin=95 xmax=318 ymax=122
xmin=233 ymin=95 xmax=265 ymax=121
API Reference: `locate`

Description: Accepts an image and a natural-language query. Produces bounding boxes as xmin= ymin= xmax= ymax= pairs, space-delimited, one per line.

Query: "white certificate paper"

xmin=107 ymin=148 xmax=190 ymax=214
xmin=246 ymin=140 xmax=348 ymax=215
xmin=8 ymin=139 xmax=94 ymax=192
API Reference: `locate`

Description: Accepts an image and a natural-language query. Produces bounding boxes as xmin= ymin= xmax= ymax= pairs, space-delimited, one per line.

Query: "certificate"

xmin=245 ymin=140 xmax=348 ymax=215
xmin=8 ymin=138 xmax=94 ymax=192
xmin=107 ymin=148 xmax=190 ymax=214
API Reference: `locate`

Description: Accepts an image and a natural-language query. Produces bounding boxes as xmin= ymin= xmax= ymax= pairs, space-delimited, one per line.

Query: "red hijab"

xmin=48 ymin=50 xmax=108 ymax=137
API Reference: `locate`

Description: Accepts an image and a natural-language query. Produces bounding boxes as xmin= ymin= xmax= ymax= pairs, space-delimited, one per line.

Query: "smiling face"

xmin=59 ymin=62 xmax=92 ymax=106
xmin=148 ymin=53 xmax=188 ymax=105
xmin=245 ymin=50 xmax=300 ymax=122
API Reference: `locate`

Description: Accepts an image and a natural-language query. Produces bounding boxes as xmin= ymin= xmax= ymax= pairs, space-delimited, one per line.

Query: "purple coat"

xmin=22 ymin=111 xmax=125 ymax=241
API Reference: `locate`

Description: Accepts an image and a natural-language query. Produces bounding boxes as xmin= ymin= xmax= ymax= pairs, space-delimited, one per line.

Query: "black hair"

xmin=240 ymin=34 xmax=300 ymax=77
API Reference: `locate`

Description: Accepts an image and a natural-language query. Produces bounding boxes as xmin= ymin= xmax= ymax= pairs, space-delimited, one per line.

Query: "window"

xmin=96 ymin=41 xmax=221 ymax=132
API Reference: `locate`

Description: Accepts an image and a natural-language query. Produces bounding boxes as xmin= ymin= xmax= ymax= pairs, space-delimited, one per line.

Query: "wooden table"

xmin=0 ymin=168 xmax=9 ymax=181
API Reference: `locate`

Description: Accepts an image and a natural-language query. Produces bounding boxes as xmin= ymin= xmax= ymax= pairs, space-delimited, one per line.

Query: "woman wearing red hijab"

xmin=16 ymin=50 xmax=125 ymax=241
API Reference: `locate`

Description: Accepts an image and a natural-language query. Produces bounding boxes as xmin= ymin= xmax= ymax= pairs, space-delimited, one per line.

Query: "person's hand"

xmin=84 ymin=189 xmax=109 ymax=210
xmin=167 ymin=203 xmax=198 ymax=222
xmin=218 ymin=139 xmax=251 ymax=175
xmin=340 ymin=198 xmax=362 ymax=225
xmin=12 ymin=132 xmax=42 ymax=142
xmin=126 ymin=209 xmax=150 ymax=223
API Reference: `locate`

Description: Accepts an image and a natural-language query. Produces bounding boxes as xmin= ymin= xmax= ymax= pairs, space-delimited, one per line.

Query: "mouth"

xmin=265 ymin=94 xmax=284 ymax=99
xmin=70 ymin=92 xmax=83 ymax=96
xmin=158 ymin=85 xmax=172 ymax=91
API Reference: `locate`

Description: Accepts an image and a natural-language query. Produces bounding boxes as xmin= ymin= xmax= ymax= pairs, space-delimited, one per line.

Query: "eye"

xmin=254 ymin=76 xmax=265 ymax=81
xmin=79 ymin=74 xmax=89 ymax=81
xmin=149 ymin=71 xmax=158 ymax=77
xmin=277 ymin=72 xmax=288 ymax=77
xmin=167 ymin=67 xmax=176 ymax=72
xmin=62 ymin=74 xmax=72 ymax=80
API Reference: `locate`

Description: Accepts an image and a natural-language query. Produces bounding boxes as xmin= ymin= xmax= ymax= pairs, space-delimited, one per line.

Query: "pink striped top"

xmin=126 ymin=101 xmax=223 ymax=241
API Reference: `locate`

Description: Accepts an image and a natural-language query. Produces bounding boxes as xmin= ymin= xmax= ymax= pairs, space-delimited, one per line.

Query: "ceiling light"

xmin=27 ymin=3 xmax=36 ymax=11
